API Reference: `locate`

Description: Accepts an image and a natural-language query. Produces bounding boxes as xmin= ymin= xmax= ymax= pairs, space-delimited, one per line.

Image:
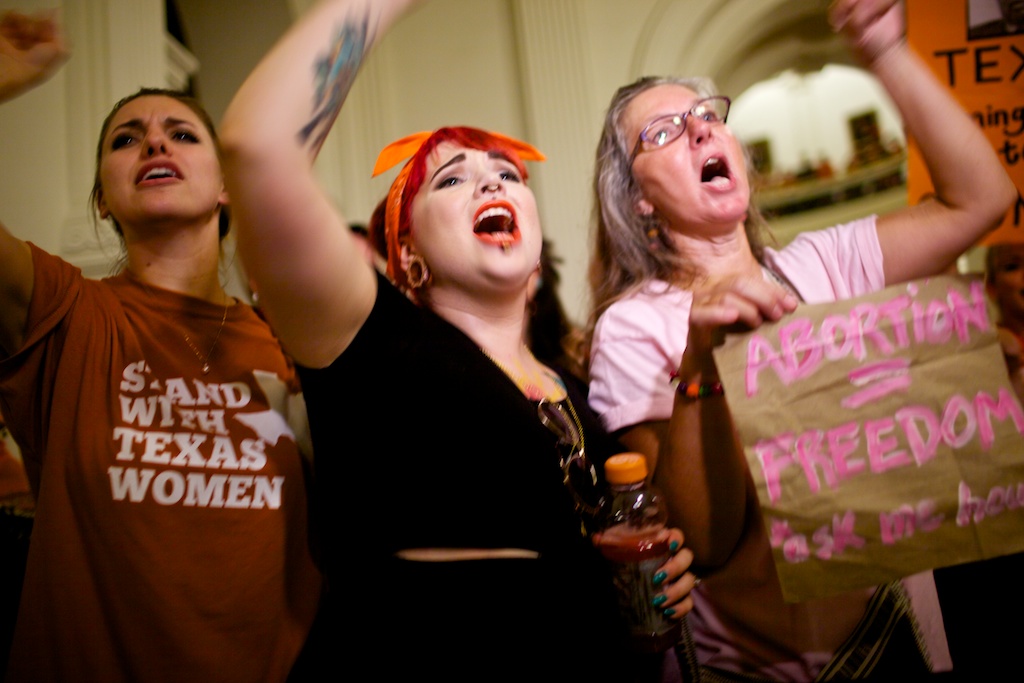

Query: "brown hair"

xmin=89 ymin=88 xmax=230 ymax=241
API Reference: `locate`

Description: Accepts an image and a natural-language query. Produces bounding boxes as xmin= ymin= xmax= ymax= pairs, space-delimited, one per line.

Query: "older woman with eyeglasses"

xmin=219 ymin=0 xmax=699 ymax=680
xmin=584 ymin=0 xmax=1016 ymax=680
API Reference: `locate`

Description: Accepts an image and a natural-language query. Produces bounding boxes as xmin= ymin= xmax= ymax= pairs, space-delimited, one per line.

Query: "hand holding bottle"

xmin=593 ymin=453 xmax=698 ymax=653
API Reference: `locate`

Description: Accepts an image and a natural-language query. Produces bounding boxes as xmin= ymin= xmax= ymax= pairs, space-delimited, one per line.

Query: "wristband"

xmin=669 ymin=370 xmax=724 ymax=399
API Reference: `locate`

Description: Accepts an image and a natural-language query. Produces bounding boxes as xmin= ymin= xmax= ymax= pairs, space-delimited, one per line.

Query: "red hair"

xmin=369 ymin=126 xmax=538 ymax=297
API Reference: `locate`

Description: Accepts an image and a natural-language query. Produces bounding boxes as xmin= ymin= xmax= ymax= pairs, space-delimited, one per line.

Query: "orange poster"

xmin=906 ymin=0 xmax=1024 ymax=243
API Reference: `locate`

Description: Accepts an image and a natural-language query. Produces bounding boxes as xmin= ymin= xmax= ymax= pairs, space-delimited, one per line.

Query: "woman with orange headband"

xmin=220 ymin=0 xmax=697 ymax=680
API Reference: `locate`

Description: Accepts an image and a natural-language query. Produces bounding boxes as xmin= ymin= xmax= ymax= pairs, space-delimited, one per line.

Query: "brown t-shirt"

xmin=0 ymin=419 xmax=30 ymax=507
xmin=0 ymin=245 xmax=321 ymax=683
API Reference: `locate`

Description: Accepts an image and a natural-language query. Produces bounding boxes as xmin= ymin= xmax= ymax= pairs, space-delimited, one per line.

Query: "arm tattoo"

xmin=298 ymin=11 xmax=372 ymax=152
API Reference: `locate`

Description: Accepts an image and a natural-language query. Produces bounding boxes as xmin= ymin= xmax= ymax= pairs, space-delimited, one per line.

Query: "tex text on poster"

xmin=906 ymin=0 xmax=1023 ymax=243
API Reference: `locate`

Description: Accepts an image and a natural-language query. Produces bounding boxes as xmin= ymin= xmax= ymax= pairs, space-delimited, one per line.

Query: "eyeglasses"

xmin=629 ymin=95 xmax=731 ymax=164
xmin=537 ymin=397 xmax=604 ymax=535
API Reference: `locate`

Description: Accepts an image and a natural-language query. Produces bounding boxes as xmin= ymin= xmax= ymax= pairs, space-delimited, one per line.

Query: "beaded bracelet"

xmin=669 ymin=370 xmax=725 ymax=399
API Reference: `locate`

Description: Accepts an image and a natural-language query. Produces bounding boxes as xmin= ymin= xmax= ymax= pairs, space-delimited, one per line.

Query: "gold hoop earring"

xmin=406 ymin=254 xmax=431 ymax=289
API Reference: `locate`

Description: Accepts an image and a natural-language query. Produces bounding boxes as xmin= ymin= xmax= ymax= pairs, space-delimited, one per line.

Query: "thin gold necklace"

xmin=182 ymin=295 xmax=229 ymax=375
xmin=561 ymin=394 xmax=586 ymax=460
xmin=125 ymin=267 xmax=230 ymax=374
xmin=482 ymin=344 xmax=563 ymax=402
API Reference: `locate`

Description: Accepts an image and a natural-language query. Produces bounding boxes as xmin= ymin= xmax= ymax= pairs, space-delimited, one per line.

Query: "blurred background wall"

xmin=0 ymin=0 xmax=934 ymax=323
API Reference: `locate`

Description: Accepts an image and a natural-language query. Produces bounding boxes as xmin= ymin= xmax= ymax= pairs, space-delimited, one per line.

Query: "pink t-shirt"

xmin=589 ymin=217 xmax=950 ymax=680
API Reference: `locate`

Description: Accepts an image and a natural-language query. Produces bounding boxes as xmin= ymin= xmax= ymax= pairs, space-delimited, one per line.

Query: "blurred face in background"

xmin=988 ymin=243 xmax=1024 ymax=327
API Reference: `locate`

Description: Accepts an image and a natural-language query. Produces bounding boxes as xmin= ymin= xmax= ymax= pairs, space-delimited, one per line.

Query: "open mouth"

xmin=136 ymin=165 xmax=181 ymax=184
xmin=473 ymin=202 xmax=520 ymax=250
xmin=701 ymin=157 xmax=730 ymax=185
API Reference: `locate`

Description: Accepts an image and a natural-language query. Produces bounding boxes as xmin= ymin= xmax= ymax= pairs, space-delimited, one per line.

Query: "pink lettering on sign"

xmin=957 ymin=480 xmax=1024 ymax=525
xmin=843 ymin=359 xmax=911 ymax=408
xmin=812 ymin=510 xmax=865 ymax=560
xmin=755 ymin=389 xmax=1024 ymax=504
xmin=769 ymin=511 xmax=866 ymax=564
xmin=745 ymin=280 xmax=990 ymax=398
xmin=895 ymin=405 xmax=942 ymax=465
xmin=879 ymin=499 xmax=943 ymax=545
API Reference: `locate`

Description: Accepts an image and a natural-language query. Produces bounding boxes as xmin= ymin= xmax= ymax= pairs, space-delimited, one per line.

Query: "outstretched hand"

xmin=0 ymin=10 xmax=69 ymax=104
xmin=829 ymin=0 xmax=905 ymax=67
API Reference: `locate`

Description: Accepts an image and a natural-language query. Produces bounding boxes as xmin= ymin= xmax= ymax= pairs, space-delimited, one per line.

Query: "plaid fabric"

xmin=693 ymin=581 xmax=931 ymax=683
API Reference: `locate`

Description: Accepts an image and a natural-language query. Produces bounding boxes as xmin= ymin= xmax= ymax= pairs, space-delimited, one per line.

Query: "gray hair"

xmin=584 ymin=75 xmax=772 ymax=356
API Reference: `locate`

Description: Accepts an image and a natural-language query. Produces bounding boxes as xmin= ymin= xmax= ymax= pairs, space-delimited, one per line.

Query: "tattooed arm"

xmin=220 ymin=0 xmax=424 ymax=367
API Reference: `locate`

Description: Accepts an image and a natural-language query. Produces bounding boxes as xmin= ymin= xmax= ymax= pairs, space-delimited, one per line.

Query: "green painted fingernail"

xmin=653 ymin=571 xmax=667 ymax=585
xmin=669 ymin=540 xmax=680 ymax=552
xmin=652 ymin=594 xmax=667 ymax=607
xmin=664 ymin=608 xmax=676 ymax=617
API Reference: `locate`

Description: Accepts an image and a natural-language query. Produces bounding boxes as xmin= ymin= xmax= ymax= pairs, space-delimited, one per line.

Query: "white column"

xmin=60 ymin=0 xmax=172 ymax=276
xmin=511 ymin=0 xmax=595 ymax=324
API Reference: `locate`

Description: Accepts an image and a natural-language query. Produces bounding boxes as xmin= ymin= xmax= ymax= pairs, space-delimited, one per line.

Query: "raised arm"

xmin=651 ymin=277 xmax=795 ymax=568
xmin=0 ymin=10 xmax=67 ymax=104
xmin=0 ymin=10 xmax=69 ymax=356
xmin=829 ymin=0 xmax=1018 ymax=284
xmin=219 ymin=0 xmax=424 ymax=367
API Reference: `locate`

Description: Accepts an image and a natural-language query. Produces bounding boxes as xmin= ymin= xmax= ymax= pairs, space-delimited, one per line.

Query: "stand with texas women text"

xmin=713 ymin=274 xmax=1024 ymax=602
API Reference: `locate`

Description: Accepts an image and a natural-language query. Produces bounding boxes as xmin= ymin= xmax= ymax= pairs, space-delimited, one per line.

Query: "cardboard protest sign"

xmin=713 ymin=274 xmax=1024 ymax=602
xmin=906 ymin=0 xmax=1023 ymax=243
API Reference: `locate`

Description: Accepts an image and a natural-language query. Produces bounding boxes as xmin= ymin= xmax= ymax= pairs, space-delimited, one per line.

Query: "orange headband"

xmin=371 ymin=128 xmax=545 ymax=288
xmin=372 ymin=130 xmax=546 ymax=177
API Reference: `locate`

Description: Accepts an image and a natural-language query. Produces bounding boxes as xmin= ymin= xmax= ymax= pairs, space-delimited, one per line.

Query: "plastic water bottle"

xmin=595 ymin=452 xmax=682 ymax=654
